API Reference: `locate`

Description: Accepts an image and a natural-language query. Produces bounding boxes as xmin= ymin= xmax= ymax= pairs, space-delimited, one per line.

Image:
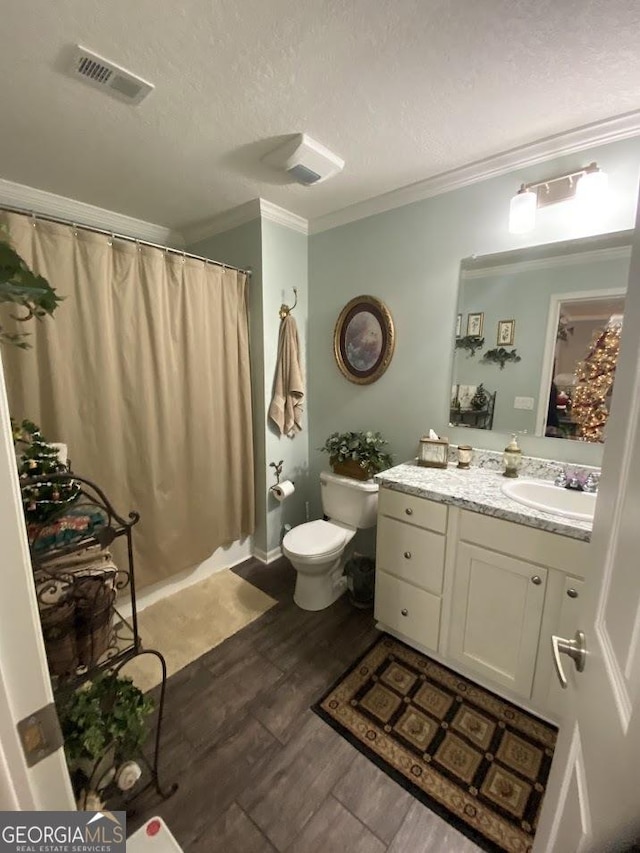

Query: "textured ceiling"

xmin=1 ymin=0 xmax=640 ymax=231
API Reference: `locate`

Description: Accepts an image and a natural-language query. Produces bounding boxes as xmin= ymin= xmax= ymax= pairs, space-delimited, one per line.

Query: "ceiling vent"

xmin=69 ymin=46 xmax=154 ymax=105
xmin=263 ymin=134 xmax=344 ymax=185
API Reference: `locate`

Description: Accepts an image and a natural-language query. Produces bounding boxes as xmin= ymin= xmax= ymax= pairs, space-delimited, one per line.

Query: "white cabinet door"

xmin=449 ymin=543 xmax=547 ymax=697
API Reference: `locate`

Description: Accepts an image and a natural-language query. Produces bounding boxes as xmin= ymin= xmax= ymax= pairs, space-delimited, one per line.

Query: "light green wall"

xmin=261 ymin=219 xmax=309 ymax=552
xmin=189 ymin=217 xmax=309 ymax=556
xmin=454 ymin=249 xmax=630 ymax=434
xmin=309 ymin=136 xmax=640 ymax=521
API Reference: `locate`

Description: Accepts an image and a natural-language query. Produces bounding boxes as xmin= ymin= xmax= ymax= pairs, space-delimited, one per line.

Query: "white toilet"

xmin=282 ymin=470 xmax=379 ymax=611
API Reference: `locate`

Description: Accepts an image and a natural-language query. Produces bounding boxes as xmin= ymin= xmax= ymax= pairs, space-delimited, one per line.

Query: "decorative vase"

xmin=330 ymin=457 xmax=372 ymax=481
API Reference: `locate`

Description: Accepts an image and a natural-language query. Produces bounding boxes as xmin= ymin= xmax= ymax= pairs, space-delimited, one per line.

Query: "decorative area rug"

xmin=122 ymin=570 xmax=277 ymax=692
xmin=313 ymin=635 xmax=557 ymax=853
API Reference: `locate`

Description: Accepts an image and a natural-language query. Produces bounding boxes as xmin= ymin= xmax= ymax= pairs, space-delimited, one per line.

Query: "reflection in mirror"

xmin=541 ymin=294 xmax=624 ymax=442
xmin=452 ymin=231 xmax=631 ymax=442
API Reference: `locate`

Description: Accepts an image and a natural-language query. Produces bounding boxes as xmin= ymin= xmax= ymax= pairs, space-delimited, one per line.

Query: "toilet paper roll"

xmin=271 ymin=480 xmax=295 ymax=502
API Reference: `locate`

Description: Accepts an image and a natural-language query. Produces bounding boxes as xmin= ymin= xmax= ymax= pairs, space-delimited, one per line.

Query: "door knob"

xmin=404 ymin=551 xmax=412 ymax=559
xmin=567 ymin=588 xmax=579 ymax=598
xmin=401 ymin=608 xmax=408 ymax=616
xmin=531 ymin=575 xmax=542 ymax=585
xmin=405 ymin=508 xmax=413 ymax=516
xmin=551 ymin=630 xmax=587 ymax=689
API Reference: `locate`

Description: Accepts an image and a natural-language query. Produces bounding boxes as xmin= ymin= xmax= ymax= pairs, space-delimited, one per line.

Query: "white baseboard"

xmin=120 ymin=536 xmax=253 ymax=616
xmin=253 ymin=544 xmax=283 ymax=564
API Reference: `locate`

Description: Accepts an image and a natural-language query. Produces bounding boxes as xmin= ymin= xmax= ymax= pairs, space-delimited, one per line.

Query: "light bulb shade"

xmin=576 ymin=169 xmax=608 ymax=206
xmin=509 ymin=189 xmax=536 ymax=234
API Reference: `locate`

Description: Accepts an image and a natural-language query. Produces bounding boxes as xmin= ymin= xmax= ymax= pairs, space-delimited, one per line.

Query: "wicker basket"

xmin=40 ymin=596 xmax=78 ymax=676
xmin=73 ymin=576 xmax=115 ymax=668
xmin=330 ymin=458 xmax=372 ymax=481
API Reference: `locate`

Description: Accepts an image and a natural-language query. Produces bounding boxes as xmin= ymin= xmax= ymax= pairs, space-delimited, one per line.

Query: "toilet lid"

xmin=283 ymin=520 xmax=347 ymax=558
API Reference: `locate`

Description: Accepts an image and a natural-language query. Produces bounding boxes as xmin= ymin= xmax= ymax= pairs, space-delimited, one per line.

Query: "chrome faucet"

xmin=554 ymin=470 xmax=568 ymax=488
xmin=553 ymin=468 xmax=599 ymax=493
xmin=582 ymin=473 xmax=599 ymax=493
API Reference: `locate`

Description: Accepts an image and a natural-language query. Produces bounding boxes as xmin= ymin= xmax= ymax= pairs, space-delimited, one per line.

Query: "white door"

xmin=534 ymin=198 xmax=640 ymax=851
xmin=0 ymin=356 xmax=74 ymax=809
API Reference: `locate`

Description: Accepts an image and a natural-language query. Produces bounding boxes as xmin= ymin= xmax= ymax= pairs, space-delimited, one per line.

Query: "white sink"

xmin=501 ymin=479 xmax=596 ymax=522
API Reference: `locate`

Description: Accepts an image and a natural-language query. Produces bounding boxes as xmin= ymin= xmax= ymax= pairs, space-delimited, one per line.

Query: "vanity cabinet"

xmin=375 ymin=486 xmax=589 ymax=718
xmin=448 ymin=543 xmax=547 ymax=697
xmin=374 ymin=489 xmax=447 ymax=652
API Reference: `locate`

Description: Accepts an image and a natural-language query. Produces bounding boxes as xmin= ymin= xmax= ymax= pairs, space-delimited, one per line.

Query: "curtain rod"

xmin=0 ymin=203 xmax=252 ymax=276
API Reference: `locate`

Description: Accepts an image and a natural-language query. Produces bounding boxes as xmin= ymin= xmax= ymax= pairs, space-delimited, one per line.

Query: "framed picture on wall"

xmin=456 ymin=313 xmax=462 ymax=338
xmin=467 ymin=312 xmax=484 ymax=337
xmin=333 ymin=295 xmax=395 ymax=384
xmin=497 ymin=319 xmax=515 ymax=346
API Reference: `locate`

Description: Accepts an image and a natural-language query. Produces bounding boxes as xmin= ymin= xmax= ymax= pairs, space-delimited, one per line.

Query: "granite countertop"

xmin=375 ymin=461 xmax=592 ymax=542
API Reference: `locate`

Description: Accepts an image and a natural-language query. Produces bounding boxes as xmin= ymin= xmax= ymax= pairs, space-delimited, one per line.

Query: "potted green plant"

xmin=56 ymin=672 xmax=154 ymax=805
xmin=319 ymin=430 xmax=393 ymax=480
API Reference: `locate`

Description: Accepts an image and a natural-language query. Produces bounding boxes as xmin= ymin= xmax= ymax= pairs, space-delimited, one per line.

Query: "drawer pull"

xmin=405 ymin=507 xmax=413 ymax=516
xmin=567 ymin=588 xmax=579 ymax=599
xmin=404 ymin=551 xmax=412 ymax=559
xmin=401 ymin=608 xmax=408 ymax=616
xmin=531 ymin=575 xmax=542 ymax=586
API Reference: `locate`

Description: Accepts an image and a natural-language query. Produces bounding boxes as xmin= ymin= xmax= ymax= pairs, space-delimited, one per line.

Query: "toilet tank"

xmin=320 ymin=470 xmax=379 ymax=529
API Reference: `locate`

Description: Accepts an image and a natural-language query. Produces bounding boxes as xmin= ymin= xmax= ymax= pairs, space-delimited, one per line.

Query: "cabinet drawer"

xmin=375 ymin=570 xmax=441 ymax=650
xmin=376 ymin=515 xmax=445 ymax=594
xmin=379 ymin=487 xmax=447 ymax=533
xmin=459 ymin=510 xmax=588 ymax=575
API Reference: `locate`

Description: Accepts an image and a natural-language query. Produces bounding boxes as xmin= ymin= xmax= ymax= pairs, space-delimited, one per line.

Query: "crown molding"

xmin=258 ymin=200 xmax=308 ymax=235
xmin=183 ymin=199 xmax=262 ymax=246
xmin=0 ymin=178 xmax=183 ymax=246
xmin=309 ymin=109 xmax=640 ymax=234
xmin=183 ymin=198 xmax=308 ymax=246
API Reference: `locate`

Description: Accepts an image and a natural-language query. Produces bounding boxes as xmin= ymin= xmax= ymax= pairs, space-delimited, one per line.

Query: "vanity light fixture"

xmin=508 ymin=162 xmax=608 ymax=234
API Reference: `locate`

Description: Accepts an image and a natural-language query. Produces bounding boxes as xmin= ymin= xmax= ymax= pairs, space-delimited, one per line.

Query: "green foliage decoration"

xmin=57 ymin=673 xmax=154 ymax=770
xmin=481 ymin=347 xmax=522 ymax=370
xmin=0 ymin=227 xmax=62 ymax=348
xmin=319 ymin=430 xmax=393 ymax=474
xmin=455 ymin=335 xmax=485 ymax=357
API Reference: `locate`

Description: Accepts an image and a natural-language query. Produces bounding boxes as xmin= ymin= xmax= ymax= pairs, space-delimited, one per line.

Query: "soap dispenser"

xmin=503 ymin=433 xmax=522 ymax=478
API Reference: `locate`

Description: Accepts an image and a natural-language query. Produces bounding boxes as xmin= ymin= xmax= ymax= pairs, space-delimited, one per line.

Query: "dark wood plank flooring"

xmin=129 ymin=558 xmax=480 ymax=852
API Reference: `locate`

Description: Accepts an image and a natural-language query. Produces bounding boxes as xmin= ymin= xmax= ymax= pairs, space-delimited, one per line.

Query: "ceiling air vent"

xmin=69 ymin=46 xmax=154 ymax=105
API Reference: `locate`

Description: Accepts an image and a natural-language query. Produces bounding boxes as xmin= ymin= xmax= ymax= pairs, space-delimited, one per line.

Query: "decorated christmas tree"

xmin=12 ymin=419 xmax=79 ymax=522
xmin=571 ymin=318 xmax=622 ymax=443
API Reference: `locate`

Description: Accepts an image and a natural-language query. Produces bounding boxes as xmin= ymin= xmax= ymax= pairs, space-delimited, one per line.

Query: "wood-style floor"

xmin=129 ymin=558 xmax=480 ymax=852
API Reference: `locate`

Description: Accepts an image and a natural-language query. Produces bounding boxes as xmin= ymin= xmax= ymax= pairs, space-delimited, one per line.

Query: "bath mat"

xmin=312 ymin=635 xmax=557 ymax=853
xmin=120 ymin=570 xmax=277 ymax=692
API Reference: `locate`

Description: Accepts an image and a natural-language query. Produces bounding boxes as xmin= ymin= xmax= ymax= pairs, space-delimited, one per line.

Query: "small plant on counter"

xmin=320 ymin=430 xmax=393 ymax=480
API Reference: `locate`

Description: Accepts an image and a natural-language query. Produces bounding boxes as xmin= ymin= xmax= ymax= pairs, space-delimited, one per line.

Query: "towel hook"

xmin=279 ymin=287 xmax=298 ymax=320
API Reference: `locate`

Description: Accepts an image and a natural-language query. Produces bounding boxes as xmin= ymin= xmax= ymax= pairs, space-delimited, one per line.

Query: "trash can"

xmin=345 ymin=555 xmax=375 ymax=609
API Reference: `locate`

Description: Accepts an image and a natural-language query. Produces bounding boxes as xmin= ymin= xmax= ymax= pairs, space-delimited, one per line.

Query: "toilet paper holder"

xmin=269 ymin=460 xmax=294 ymax=496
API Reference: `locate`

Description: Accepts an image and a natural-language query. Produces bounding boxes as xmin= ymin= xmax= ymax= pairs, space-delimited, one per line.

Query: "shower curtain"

xmin=0 ymin=211 xmax=255 ymax=587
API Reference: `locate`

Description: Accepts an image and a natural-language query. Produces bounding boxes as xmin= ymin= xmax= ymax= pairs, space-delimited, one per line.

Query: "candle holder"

xmin=457 ymin=445 xmax=473 ymax=469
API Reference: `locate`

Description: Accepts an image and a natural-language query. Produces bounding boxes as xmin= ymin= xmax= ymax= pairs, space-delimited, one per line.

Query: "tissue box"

xmin=418 ymin=436 xmax=449 ymax=469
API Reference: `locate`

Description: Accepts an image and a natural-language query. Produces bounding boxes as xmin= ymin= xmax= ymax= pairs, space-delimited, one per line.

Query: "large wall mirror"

xmin=451 ymin=230 xmax=632 ymax=444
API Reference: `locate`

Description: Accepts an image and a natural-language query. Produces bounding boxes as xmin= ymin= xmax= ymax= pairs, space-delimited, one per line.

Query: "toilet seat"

xmin=283 ymin=519 xmax=352 ymax=559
